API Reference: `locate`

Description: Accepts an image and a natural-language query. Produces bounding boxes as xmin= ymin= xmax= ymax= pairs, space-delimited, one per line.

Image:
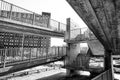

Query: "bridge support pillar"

xmin=65 ymin=18 xmax=87 ymax=76
xmin=66 ymin=69 xmax=79 ymax=76
xmin=104 ymin=50 xmax=112 ymax=70
xmin=65 ymin=43 xmax=81 ymax=76
xmin=104 ymin=50 xmax=113 ymax=79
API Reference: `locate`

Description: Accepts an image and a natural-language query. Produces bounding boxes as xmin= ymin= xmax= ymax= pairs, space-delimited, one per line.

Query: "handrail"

xmin=69 ymin=27 xmax=97 ymax=40
xmin=92 ymin=69 xmax=112 ymax=80
xmin=0 ymin=0 xmax=66 ymax=33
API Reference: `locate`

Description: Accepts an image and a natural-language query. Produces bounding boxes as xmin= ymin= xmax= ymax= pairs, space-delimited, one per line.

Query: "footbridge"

xmin=0 ymin=0 xmax=119 ymax=79
xmin=0 ymin=0 xmax=66 ymax=76
xmin=0 ymin=0 xmax=66 ymax=37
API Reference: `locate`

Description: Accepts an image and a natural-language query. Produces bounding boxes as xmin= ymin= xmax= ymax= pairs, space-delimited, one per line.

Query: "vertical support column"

xmin=66 ymin=18 xmax=71 ymax=40
xmin=32 ymin=13 xmax=35 ymax=25
xmin=58 ymin=47 xmax=59 ymax=57
xmin=65 ymin=18 xmax=84 ymax=76
xmin=104 ymin=50 xmax=113 ymax=80
xmin=58 ymin=22 xmax=60 ymax=32
xmin=3 ymin=48 xmax=7 ymax=68
xmin=111 ymin=56 xmax=114 ymax=80
xmin=66 ymin=43 xmax=71 ymax=75
xmin=45 ymin=36 xmax=51 ymax=59
xmin=21 ymin=34 xmax=25 ymax=61
xmin=0 ymin=0 xmax=2 ymax=16
xmin=45 ymin=38 xmax=48 ymax=59
xmin=65 ymin=18 xmax=71 ymax=75
xmin=9 ymin=4 xmax=13 ymax=19
xmin=61 ymin=47 xmax=63 ymax=57
xmin=104 ymin=50 xmax=112 ymax=70
xmin=29 ymin=48 xmax=32 ymax=62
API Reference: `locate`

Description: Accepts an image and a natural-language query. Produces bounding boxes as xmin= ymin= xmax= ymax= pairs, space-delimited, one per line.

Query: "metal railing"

xmin=65 ymin=18 xmax=97 ymax=41
xmin=0 ymin=0 xmax=66 ymax=33
xmin=92 ymin=69 xmax=112 ymax=80
xmin=70 ymin=27 xmax=97 ymax=41
xmin=50 ymin=19 xmax=66 ymax=32
xmin=0 ymin=47 xmax=66 ymax=66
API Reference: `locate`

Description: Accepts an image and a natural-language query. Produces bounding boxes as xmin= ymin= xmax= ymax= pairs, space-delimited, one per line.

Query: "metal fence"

xmin=50 ymin=19 xmax=66 ymax=32
xmin=70 ymin=27 xmax=97 ymax=41
xmin=0 ymin=0 xmax=66 ymax=33
xmin=0 ymin=47 xmax=66 ymax=66
xmin=92 ymin=69 xmax=112 ymax=80
xmin=65 ymin=18 xmax=97 ymax=41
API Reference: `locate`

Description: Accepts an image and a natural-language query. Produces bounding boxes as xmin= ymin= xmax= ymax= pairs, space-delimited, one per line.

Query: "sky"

xmin=5 ymin=0 xmax=87 ymax=46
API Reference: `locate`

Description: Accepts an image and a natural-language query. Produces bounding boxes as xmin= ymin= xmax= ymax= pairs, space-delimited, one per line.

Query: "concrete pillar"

xmin=65 ymin=18 xmax=82 ymax=76
xmin=104 ymin=50 xmax=112 ymax=70
xmin=104 ymin=50 xmax=113 ymax=80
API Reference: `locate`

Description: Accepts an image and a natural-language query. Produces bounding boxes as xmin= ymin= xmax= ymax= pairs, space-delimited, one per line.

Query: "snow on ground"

xmin=54 ymin=61 xmax=64 ymax=65
xmin=114 ymin=73 xmax=120 ymax=80
xmin=8 ymin=68 xmax=66 ymax=80
xmin=79 ymin=71 xmax=90 ymax=76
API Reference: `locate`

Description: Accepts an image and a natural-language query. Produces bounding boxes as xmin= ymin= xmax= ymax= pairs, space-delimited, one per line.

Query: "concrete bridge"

xmin=0 ymin=0 xmax=119 ymax=79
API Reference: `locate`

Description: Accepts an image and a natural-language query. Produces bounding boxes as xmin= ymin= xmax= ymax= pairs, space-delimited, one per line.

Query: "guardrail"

xmin=92 ymin=69 xmax=112 ymax=80
xmin=0 ymin=0 xmax=66 ymax=33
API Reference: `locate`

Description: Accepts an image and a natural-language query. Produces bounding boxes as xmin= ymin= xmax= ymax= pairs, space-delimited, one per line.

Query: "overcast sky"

xmin=5 ymin=0 xmax=87 ymax=46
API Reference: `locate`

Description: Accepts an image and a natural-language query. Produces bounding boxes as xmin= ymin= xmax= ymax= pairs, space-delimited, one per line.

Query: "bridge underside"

xmin=66 ymin=0 xmax=119 ymax=54
xmin=65 ymin=0 xmax=120 ymax=79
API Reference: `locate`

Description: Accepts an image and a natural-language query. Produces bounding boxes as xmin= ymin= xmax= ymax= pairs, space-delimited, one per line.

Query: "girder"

xmin=66 ymin=0 xmax=116 ymax=51
xmin=115 ymin=0 xmax=120 ymax=53
xmin=0 ymin=20 xmax=64 ymax=37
